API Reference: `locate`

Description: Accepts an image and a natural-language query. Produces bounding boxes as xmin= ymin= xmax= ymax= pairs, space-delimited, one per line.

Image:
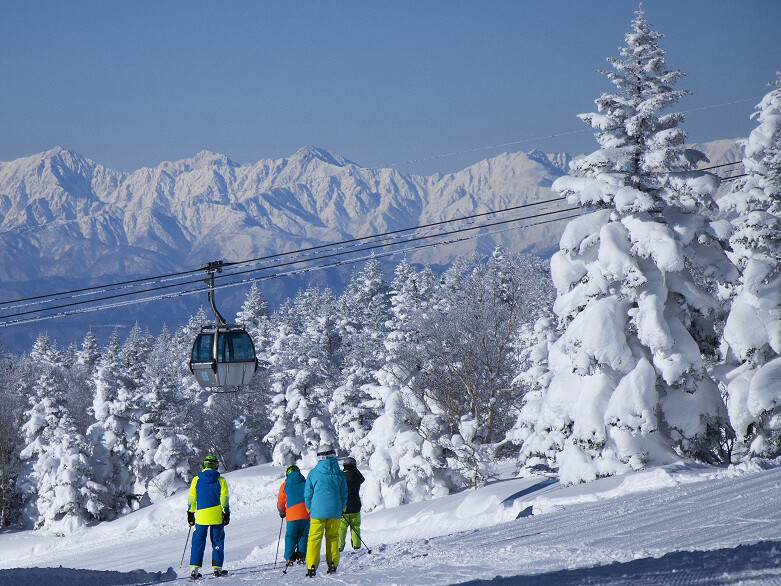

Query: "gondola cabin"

xmin=189 ymin=324 xmax=258 ymax=388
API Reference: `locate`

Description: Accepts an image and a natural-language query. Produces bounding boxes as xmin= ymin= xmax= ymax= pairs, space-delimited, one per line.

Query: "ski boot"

xmin=190 ymin=569 xmax=202 ymax=580
xmin=213 ymin=568 xmax=228 ymax=577
xmin=306 ymin=567 xmax=316 ymax=578
xmin=327 ymin=564 xmax=337 ymax=575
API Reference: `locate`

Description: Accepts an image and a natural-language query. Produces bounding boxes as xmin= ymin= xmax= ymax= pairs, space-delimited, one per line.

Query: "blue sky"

xmin=1 ymin=1 xmax=779 ymax=175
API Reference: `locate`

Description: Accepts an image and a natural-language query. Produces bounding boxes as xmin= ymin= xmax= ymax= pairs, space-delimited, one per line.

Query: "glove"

xmin=279 ymin=511 xmax=285 ymax=519
xmin=223 ymin=512 xmax=230 ymax=526
xmin=187 ymin=512 xmax=195 ymax=526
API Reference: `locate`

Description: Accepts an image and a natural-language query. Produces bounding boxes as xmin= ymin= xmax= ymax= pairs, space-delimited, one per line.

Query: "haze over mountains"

xmin=0 ymin=140 xmax=741 ymax=346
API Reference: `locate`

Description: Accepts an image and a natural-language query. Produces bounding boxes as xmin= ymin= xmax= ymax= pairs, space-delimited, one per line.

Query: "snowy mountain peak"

xmin=156 ymin=150 xmax=240 ymax=174
xmin=289 ymin=146 xmax=352 ymax=167
xmin=526 ymin=149 xmax=572 ymax=174
xmin=1 ymin=146 xmax=94 ymax=173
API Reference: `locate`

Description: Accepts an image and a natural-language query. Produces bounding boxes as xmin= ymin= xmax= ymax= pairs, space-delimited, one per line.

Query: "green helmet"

xmin=286 ymin=464 xmax=300 ymax=476
xmin=203 ymin=454 xmax=219 ymax=470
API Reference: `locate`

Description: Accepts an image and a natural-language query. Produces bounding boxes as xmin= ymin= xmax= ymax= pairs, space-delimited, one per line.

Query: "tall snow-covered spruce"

xmin=17 ymin=368 xmax=106 ymax=531
xmin=528 ymin=8 xmax=735 ymax=483
xmin=719 ymin=72 xmax=781 ymax=457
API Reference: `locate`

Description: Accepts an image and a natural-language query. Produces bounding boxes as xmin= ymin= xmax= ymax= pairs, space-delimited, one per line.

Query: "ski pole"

xmin=342 ymin=514 xmax=372 ymax=554
xmin=179 ymin=525 xmax=193 ymax=569
xmin=273 ymin=516 xmax=284 ymax=569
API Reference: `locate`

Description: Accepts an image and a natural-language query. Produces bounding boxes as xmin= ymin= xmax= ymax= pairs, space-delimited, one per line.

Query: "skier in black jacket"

xmin=338 ymin=457 xmax=365 ymax=551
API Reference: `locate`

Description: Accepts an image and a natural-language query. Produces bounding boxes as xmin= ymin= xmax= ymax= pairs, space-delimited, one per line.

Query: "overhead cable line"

xmin=0 ymin=196 xmax=570 ymax=310
xmin=0 ymin=205 xmax=580 ymax=321
xmin=0 ymin=266 xmax=204 ymax=308
xmin=0 ymin=211 xmax=582 ymax=329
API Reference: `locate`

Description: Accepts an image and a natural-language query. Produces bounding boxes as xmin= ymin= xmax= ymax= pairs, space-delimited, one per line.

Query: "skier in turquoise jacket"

xmin=303 ymin=444 xmax=347 ymax=577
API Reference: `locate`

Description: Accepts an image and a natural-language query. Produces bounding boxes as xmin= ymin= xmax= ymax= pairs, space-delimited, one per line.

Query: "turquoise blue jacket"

xmin=284 ymin=469 xmax=307 ymax=507
xmin=304 ymin=457 xmax=347 ymax=520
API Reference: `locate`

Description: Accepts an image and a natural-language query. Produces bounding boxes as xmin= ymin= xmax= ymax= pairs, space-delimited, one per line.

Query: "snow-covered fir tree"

xmin=264 ymin=287 xmax=340 ymax=464
xmin=77 ymin=330 xmax=101 ymax=371
xmin=363 ymin=260 xmax=455 ymax=509
xmin=63 ymin=343 xmax=79 ymax=368
xmin=30 ymin=333 xmax=63 ymax=368
xmin=236 ymin=283 xmax=271 ymax=350
xmin=86 ymin=330 xmax=145 ymax=514
xmin=507 ymin=315 xmax=556 ymax=469
xmin=17 ymin=368 xmax=106 ymax=531
xmin=0 ymin=352 xmax=27 ymax=527
xmin=332 ymin=258 xmax=390 ymax=461
xmin=718 ymin=72 xmax=781 ymax=457
xmin=134 ymin=326 xmax=193 ymax=501
xmin=529 ymin=8 xmax=735 ymax=484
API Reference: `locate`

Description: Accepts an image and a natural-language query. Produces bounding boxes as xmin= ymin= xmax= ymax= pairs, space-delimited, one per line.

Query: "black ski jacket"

xmin=343 ymin=466 xmax=365 ymax=514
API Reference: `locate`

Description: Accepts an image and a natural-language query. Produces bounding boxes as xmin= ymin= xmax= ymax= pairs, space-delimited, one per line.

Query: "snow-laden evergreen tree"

xmin=78 ymin=330 xmax=101 ymax=371
xmin=332 ymin=258 xmax=390 ymax=461
xmin=718 ymin=72 xmax=781 ymax=457
xmin=531 ymin=8 xmax=735 ymax=483
xmin=133 ymin=326 xmax=193 ymax=502
xmin=63 ymin=343 xmax=79 ymax=368
xmin=119 ymin=324 xmax=152 ymax=395
xmin=506 ymin=315 xmax=556 ymax=469
xmin=236 ymin=283 xmax=272 ymax=352
xmin=30 ymin=333 xmax=63 ymax=368
xmin=363 ymin=260 xmax=455 ymax=509
xmin=87 ymin=329 xmax=145 ymax=514
xmin=264 ymin=287 xmax=341 ymax=464
xmin=0 ymin=351 xmax=27 ymax=527
xmin=17 ymin=368 xmax=106 ymax=531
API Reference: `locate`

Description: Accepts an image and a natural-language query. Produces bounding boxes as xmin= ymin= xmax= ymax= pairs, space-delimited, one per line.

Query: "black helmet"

xmin=203 ymin=454 xmax=219 ymax=470
xmin=286 ymin=464 xmax=300 ymax=476
xmin=342 ymin=457 xmax=356 ymax=469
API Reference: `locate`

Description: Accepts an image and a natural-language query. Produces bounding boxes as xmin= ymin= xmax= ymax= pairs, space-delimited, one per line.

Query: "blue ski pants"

xmin=190 ymin=524 xmax=225 ymax=569
xmin=284 ymin=519 xmax=310 ymax=561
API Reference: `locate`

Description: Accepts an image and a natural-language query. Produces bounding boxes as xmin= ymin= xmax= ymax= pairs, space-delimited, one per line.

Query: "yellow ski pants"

xmin=305 ymin=518 xmax=341 ymax=570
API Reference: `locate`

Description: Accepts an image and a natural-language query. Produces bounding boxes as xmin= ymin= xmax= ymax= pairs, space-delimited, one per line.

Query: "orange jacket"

xmin=277 ymin=477 xmax=309 ymax=521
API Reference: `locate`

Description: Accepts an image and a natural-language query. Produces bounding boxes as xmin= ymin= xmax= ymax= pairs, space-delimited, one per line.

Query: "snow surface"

xmin=1 ymin=461 xmax=779 ymax=584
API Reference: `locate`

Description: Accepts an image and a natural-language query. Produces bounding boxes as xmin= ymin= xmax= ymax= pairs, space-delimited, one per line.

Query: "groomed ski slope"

xmin=0 ymin=461 xmax=779 ymax=585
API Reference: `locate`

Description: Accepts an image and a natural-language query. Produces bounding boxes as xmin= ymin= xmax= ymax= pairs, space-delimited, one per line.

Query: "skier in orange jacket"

xmin=277 ymin=464 xmax=310 ymax=567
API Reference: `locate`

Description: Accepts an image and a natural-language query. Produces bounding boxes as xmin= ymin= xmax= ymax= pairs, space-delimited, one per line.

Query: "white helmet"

xmin=317 ymin=443 xmax=336 ymax=460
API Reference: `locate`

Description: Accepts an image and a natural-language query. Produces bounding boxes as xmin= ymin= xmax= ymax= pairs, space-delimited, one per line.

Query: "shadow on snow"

xmin=461 ymin=540 xmax=781 ymax=585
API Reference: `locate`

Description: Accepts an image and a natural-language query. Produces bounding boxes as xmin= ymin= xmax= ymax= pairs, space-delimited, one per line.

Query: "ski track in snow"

xmin=0 ymin=463 xmax=779 ymax=585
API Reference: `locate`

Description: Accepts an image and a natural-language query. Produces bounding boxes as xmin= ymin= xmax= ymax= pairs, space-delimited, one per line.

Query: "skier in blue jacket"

xmin=187 ymin=454 xmax=230 ymax=580
xmin=303 ymin=443 xmax=347 ymax=577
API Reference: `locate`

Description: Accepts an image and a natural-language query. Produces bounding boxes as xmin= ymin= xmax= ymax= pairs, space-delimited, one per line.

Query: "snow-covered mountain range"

xmin=0 ymin=146 xmax=571 ymax=282
xmin=0 ymin=140 xmax=741 ymax=345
